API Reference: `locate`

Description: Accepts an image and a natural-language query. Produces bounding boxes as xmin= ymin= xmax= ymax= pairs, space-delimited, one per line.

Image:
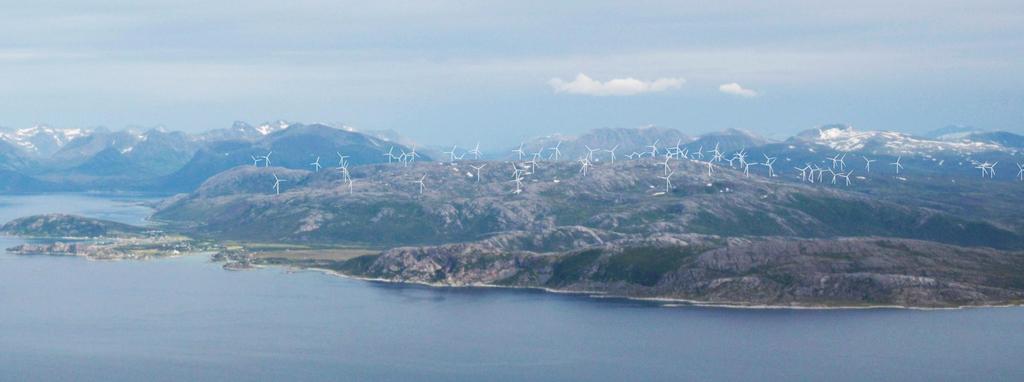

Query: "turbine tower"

xmin=310 ymin=156 xmax=321 ymax=173
xmin=272 ymin=173 xmax=286 ymax=194
xmin=863 ymin=156 xmax=875 ymax=172
xmin=469 ymin=142 xmax=483 ymax=160
xmin=513 ymin=142 xmax=526 ymax=161
xmin=414 ymin=174 xmax=427 ymax=194
xmin=657 ymin=169 xmax=674 ymax=193
xmin=262 ymin=151 xmax=273 ymax=167
xmin=891 ymin=156 xmax=904 ymax=175
xmin=469 ymin=164 xmax=486 ymax=182
xmin=762 ymin=154 xmax=777 ymax=177
xmin=548 ymin=140 xmax=563 ymax=161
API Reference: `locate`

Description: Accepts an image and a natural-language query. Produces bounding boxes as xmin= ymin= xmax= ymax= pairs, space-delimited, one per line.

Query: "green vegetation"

xmin=595 ymin=246 xmax=697 ymax=287
xmin=547 ymin=249 xmax=603 ymax=286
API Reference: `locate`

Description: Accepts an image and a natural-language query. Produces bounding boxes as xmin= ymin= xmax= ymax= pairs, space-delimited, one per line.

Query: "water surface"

xmin=1 ymin=194 xmax=1022 ymax=381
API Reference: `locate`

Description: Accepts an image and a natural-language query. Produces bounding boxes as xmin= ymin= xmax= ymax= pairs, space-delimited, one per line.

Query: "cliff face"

xmin=340 ymin=230 xmax=1024 ymax=308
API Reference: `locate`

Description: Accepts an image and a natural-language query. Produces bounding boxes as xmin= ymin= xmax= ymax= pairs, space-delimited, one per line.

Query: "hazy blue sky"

xmin=0 ymin=1 xmax=1021 ymax=145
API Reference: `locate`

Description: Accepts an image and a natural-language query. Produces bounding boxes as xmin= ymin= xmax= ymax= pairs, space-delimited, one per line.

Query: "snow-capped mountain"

xmin=0 ymin=125 xmax=93 ymax=157
xmin=792 ymin=124 xmax=1010 ymax=156
xmin=200 ymin=120 xmax=294 ymax=141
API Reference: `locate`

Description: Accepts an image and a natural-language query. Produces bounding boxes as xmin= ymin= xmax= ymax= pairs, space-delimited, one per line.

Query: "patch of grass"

xmin=596 ymin=246 xmax=696 ymax=287
xmin=547 ymin=249 xmax=603 ymax=286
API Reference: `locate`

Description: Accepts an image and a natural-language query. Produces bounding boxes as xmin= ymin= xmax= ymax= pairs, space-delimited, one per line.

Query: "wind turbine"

xmin=251 ymin=155 xmax=263 ymax=167
xmin=692 ymin=145 xmax=705 ymax=160
xmin=443 ymin=145 xmax=458 ymax=162
xmin=657 ymin=169 xmax=674 ymax=193
xmin=272 ymin=173 xmax=285 ymax=194
xmin=578 ymin=157 xmax=592 ymax=176
xmin=710 ymin=142 xmax=724 ymax=162
xmin=468 ymin=142 xmax=483 ymax=160
xmin=509 ymin=174 xmax=524 ymax=194
xmin=657 ymin=156 xmax=672 ymax=175
xmin=336 ymin=152 xmax=349 ymax=167
xmin=838 ymin=171 xmax=853 ymax=186
xmin=646 ymin=139 xmax=660 ymax=158
xmin=705 ymin=160 xmax=714 ymax=176
xmin=548 ymin=140 xmax=563 ymax=161
xmin=1016 ymin=162 xmax=1024 ymax=181
xmin=863 ymin=156 xmax=876 ymax=172
xmin=383 ymin=147 xmax=396 ymax=163
xmin=795 ymin=164 xmax=810 ymax=182
xmin=891 ymin=156 xmax=904 ymax=175
xmin=762 ymin=154 xmax=777 ymax=177
xmin=337 ymin=162 xmax=351 ymax=182
xmin=262 ymin=151 xmax=273 ymax=167
xmin=469 ymin=164 xmax=486 ymax=182
xmin=513 ymin=142 xmax=526 ymax=161
xmin=742 ymin=161 xmax=754 ymax=177
xmin=407 ymin=146 xmax=420 ymax=163
xmin=414 ymin=174 xmax=427 ymax=194
xmin=605 ymin=145 xmax=618 ymax=163
xmin=310 ymin=156 xmax=321 ymax=173
xmin=347 ymin=178 xmax=355 ymax=195
xmin=827 ymin=153 xmax=845 ymax=170
xmin=584 ymin=145 xmax=599 ymax=161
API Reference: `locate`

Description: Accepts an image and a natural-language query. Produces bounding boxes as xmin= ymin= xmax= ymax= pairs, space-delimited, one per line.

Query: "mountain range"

xmin=0 ymin=122 xmax=1022 ymax=193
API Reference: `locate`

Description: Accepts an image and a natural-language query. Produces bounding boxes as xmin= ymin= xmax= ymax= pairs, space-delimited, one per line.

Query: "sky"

xmin=0 ymin=0 xmax=1021 ymax=146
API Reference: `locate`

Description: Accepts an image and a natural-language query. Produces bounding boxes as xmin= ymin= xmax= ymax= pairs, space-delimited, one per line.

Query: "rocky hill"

xmin=1 ymin=214 xmax=149 ymax=238
xmin=329 ymin=231 xmax=1024 ymax=308
xmin=153 ymin=156 xmax=1024 ymax=249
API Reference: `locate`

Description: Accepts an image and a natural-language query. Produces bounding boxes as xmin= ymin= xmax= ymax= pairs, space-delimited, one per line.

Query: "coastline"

xmin=292 ymin=264 xmax=1024 ymax=311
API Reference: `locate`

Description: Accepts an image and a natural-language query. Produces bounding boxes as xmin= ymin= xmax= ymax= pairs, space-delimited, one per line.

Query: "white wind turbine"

xmin=709 ymin=142 xmax=724 ymax=162
xmin=891 ymin=156 xmax=904 ymax=175
xmin=347 ymin=178 xmax=355 ymax=195
xmin=469 ymin=164 xmax=486 ymax=182
xmin=407 ymin=146 xmax=421 ymax=163
xmin=443 ymin=145 xmax=458 ymax=162
xmin=336 ymin=152 xmax=349 ymax=167
xmin=336 ymin=161 xmax=351 ymax=182
xmin=705 ymin=160 xmax=714 ymax=176
xmin=262 ymin=151 xmax=273 ymax=167
xmin=762 ymin=154 xmax=777 ymax=177
xmin=272 ymin=173 xmax=285 ymax=194
xmin=509 ymin=174 xmax=524 ymax=194
xmin=513 ymin=142 xmax=526 ymax=161
xmin=646 ymin=139 xmax=660 ymax=158
xmin=584 ymin=145 xmax=599 ymax=162
xmin=578 ymin=157 xmax=592 ymax=176
xmin=251 ymin=154 xmax=263 ymax=167
xmin=692 ymin=145 xmax=705 ymax=160
xmin=1017 ymin=162 xmax=1024 ymax=181
xmin=383 ymin=147 xmax=397 ymax=163
xmin=414 ymin=174 xmax=427 ymax=194
xmin=468 ymin=142 xmax=482 ymax=160
xmin=838 ymin=170 xmax=853 ymax=186
xmin=310 ymin=156 xmax=321 ymax=173
xmin=863 ymin=156 xmax=876 ymax=172
xmin=548 ymin=140 xmax=563 ymax=161
xmin=795 ymin=164 xmax=811 ymax=182
xmin=657 ymin=169 xmax=674 ymax=194
xmin=605 ymin=145 xmax=618 ymax=163
xmin=827 ymin=153 xmax=845 ymax=170
xmin=657 ymin=156 xmax=672 ymax=175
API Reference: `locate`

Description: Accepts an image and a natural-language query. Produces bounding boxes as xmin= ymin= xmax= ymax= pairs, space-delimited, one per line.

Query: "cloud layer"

xmin=718 ymin=82 xmax=759 ymax=97
xmin=549 ymin=73 xmax=685 ymax=96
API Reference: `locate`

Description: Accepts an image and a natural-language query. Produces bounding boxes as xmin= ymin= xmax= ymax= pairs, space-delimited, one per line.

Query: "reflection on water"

xmin=1 ymin=194 xmax=1023 ymax=382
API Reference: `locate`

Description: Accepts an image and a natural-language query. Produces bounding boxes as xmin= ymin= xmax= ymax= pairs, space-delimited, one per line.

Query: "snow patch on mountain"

xmin=802 ymin=125 xmax=1007 ymax=155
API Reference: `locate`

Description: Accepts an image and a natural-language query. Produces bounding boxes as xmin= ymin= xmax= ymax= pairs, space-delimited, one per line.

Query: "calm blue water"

xmin=1 ymin=194 xmax=1023 ymax=381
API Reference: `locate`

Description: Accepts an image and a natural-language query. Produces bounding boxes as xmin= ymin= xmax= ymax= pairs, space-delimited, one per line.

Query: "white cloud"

xmin=548 ymin=73 xmax=685 ymax=96
xmin=718 ymin=82 xmax=759 ymax=97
